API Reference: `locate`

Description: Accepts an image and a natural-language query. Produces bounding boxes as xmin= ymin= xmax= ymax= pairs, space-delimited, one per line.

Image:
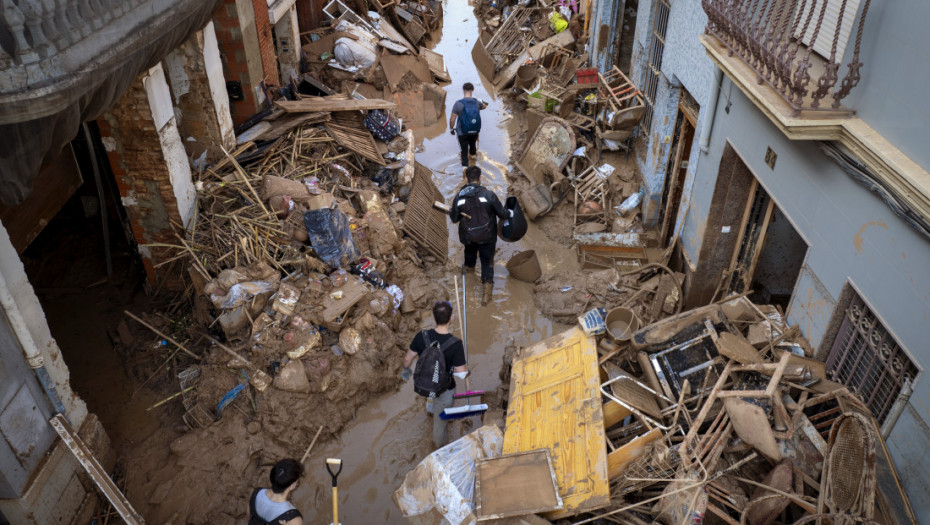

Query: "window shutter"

xmin=795 ymin=0 xmax=862 ymax=61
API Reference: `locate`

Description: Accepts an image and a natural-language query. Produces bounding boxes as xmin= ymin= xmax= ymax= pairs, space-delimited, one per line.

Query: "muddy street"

xmin=294 ymin=2 xmax=577 ymax=523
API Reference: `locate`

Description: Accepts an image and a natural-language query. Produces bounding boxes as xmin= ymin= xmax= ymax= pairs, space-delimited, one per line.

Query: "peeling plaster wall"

xmin=589 ymin=0 xmax=625 ymax=72
xmin=144 ymin=65 xmax=196 ymax=229
xmin=632 ymin=0 xmax=715 ymax=226
xmin=686 ymin=77 xmax=930 ymax=513
xmin=162 ymin=23 xmax=236 ymax=165
xmin=274 ymin=6 xmax=301 ymax=84
xmin=0 ymin=224 xmax=87 ymax=426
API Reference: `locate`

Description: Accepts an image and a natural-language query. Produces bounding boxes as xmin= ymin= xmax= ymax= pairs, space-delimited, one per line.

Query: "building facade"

xmin=638 ymin=0 xmax=930 ymax=515
xmin=0 ymin=0 xmax=311 ymax=521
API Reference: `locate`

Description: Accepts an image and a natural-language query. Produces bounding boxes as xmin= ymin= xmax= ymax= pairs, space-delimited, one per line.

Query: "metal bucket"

xmin=605 ymin=307 xmax=640 ymax=342
xmin=506 ymin=250 xmax=542 ymax=283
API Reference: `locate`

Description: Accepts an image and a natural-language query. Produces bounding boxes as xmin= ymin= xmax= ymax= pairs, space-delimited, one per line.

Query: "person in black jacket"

xmin=450 ymin=166 xmax=510 ymax=305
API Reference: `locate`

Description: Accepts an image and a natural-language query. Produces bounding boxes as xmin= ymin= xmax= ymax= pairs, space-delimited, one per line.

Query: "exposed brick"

xmin=100 ymin=72 xmax=187 ymax=285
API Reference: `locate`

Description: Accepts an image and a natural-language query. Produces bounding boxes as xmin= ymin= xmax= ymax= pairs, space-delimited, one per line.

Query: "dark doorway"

xmin=748 ymin=206 xmax=806 ymax=309
xmin=18 ymin=125 xmax=155 ymax=447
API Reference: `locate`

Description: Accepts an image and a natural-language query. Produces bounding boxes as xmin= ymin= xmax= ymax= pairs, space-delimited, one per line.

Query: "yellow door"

xmin=503 ymin=327 xmax=609 ymax=518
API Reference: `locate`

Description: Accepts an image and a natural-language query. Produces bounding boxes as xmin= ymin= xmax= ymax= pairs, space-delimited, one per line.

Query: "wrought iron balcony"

xmin=702 ymin=0 xmax=872 ymax=115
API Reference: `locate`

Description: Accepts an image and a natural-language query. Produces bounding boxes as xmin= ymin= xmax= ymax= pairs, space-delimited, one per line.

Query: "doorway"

xmin=659 ymin=89 xmax=697 ymax=246
xmin=685 ymin=143 xmax=807 ymax=309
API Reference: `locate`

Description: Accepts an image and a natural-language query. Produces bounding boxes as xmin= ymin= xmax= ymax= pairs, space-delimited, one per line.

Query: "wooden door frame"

xmin=659 ymin=97 xmax=697 ymax=246
xmin=726 ymin=178 xmax=776 ymax=294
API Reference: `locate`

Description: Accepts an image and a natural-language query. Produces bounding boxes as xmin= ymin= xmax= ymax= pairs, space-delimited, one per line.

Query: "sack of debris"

xmin=303 ymin=208 xmax=360 ymax=268
xmin=364 ymin=110 xmax=400 ymax=141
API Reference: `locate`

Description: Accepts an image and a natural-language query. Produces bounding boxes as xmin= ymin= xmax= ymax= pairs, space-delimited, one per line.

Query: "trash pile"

xmin=471 ymin=3 xmax=648 ymax=241
xmin=118 ymin=13 xmax=464 ymax=517
xmin=401 ymin=291 xmax=909 ymax=524
xmin=297 ymin=0 xmax=450 ymax=129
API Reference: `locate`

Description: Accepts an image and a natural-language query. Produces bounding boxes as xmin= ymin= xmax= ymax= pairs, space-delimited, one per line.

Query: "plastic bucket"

xmin=515 ymin=64 xmax=538 ymax=90
xmin=498 ymin=196 xmax=528 ymax=242
xmin=506 ymin=250 xmax=541 ymax=283
xmin=605 ymin=307 xmax=640 ymax=342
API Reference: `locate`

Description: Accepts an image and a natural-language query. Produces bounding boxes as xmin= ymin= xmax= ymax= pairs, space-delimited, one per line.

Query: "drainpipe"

xmin=880 ymin=377 xmax=913 ymax=440
xmin=698 ymin=66 xmax=723 ymax=153
xmin=0 ymin=270 xmax=70 ymax=420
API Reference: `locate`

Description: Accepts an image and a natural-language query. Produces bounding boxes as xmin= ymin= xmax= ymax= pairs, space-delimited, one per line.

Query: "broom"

xmin=441 ymin=266 xmax=489 ymax=420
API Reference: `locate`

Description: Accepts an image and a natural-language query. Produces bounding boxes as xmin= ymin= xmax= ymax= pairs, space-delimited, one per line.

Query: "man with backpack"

xmin=247 ymin=458 xmax=303 ymax=524
xmin=450 ymin=166 xmax=510 ymax=305
xmin=400 ymin=301 xmax=468 ymax=448
xmin=449 ymin=82 xmax=488 ymax=171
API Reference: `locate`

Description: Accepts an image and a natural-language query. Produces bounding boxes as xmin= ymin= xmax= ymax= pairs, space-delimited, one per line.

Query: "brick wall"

xmin=212 ymin=0 xmax=256 ymax=125
xmin=98 ymin=74 xmax=183 ymax=284
xmin=252 ymin=0 xmax=280 ymax=86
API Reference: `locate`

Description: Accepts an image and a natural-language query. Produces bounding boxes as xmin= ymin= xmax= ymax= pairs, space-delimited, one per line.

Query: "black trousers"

xmin=464 ymin=238 xmax=496 ymax=283
xmin=457 ymin=133 xmax=478 ymax=166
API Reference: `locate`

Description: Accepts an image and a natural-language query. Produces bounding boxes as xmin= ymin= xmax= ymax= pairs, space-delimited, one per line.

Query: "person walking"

xmin=400 ymin=301 xmax=468 ymax=448
xmin=450 ymin=166 xmax=509 ymax=305
xmin=247 ymin=458 xmax=303 ymax=525
xmin=449 ymin=82 xmax=488 ymax=172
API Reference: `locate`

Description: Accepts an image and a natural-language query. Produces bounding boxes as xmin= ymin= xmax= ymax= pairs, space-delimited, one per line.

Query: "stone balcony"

xmin=0 ymin=0 xmax=222 ymax=205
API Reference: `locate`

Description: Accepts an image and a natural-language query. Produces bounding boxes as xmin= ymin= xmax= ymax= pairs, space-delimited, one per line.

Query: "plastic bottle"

xmin=617 ymin=190 xmax=644 ymax=216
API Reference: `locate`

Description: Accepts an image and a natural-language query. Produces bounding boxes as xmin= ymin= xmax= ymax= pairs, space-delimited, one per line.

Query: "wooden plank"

xmin=49 ymin=415 xmax=145 ymax=524
xmin=603 ymin=400 xmax=632 ymax=429
xmin=607 ymin=428 xmax=662 ymax=479
xmin=503 ymin=327 xmax=609 ymax=519
xmin=276 ymin=98 xmax=396 ymax=112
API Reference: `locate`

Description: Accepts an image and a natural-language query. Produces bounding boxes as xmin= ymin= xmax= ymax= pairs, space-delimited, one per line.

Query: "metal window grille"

xmin=642 ymin=0 xmax=670 ymax=133
xmin=826 ymin=294 xmax=918 ymax=423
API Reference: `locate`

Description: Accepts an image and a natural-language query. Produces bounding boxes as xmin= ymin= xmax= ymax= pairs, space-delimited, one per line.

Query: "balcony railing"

xmin=0 ymin=0 xmax=221 ymax=206
xmin=702 ymin=0 xmax=872 ymax=115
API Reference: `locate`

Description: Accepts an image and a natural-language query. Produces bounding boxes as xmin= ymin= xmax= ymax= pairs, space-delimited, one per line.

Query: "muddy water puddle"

xmin=295 ymin=1 xmax=578 ymax=523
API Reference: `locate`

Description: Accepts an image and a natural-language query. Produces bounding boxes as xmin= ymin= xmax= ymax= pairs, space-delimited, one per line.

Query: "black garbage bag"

xmin=498 ymin=196 xmax=528 ymax=242
xmin=303 ymin=208 xmax=359 ymax=268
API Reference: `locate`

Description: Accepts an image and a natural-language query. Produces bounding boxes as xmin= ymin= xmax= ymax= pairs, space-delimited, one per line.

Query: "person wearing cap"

xmin=400 ymin=301 xmax=468 ymax=448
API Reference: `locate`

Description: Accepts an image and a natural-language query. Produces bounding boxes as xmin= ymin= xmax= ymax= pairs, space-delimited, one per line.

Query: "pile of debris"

xmin=116 ymin=11 xmax=464 ymax=517
xmin=396 ymin=291 xmax=916 ymax=524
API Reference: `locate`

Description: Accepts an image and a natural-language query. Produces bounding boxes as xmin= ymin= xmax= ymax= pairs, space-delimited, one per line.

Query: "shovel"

xmin=201 ymin=334 xmax=271 ymax=392
xmin=326 ymin=458 xmax=343 ymax=525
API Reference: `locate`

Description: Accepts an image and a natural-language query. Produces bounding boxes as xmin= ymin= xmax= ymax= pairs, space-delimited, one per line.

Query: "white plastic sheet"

xmin=394 ymin=425 xmax=504 ymax=525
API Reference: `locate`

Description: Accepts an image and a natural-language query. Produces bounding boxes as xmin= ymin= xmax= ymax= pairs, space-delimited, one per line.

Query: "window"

xmin=641 ymin=0 xmax=670 ymax=133
xmin=826 ymin=293 xmax=918 ymax=423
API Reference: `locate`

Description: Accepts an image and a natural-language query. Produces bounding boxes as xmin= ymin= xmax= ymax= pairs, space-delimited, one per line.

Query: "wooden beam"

xmin=276 ymin=98 xmax=396 ymax=113
xmin=607 ymin=428 xmax=662 ymax=479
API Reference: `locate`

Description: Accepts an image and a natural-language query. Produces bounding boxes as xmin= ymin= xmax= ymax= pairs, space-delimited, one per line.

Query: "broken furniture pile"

xmin=296 ymin=0 xmax=450 ymax=130
xmin=477 ymin=293 xmax=915 ymax=524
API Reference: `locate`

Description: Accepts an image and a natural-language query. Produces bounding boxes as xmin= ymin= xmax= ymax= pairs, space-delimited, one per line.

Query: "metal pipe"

xmin=0 ymin=267 xmax=69 ymax=417
xmin=699 ymin=67 xmax=723 ymax=153
xmin=880 ymin=377 xmax=913 ymax=439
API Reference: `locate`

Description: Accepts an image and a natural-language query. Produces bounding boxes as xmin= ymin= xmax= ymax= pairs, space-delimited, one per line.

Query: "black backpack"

xmin=413 ymin=331 xmax=458 ymax=397
xmin=460 ymin=99 xmax=481 ymax=134
xmin=459 ymin=188 xmax=494 ymax=244
xmin=248 ymin=488 xmax=302 ymax=525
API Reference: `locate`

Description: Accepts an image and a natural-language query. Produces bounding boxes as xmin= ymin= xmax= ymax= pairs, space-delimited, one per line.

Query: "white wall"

xmin=143 ymin=64 xmax=196 ymax=229
xmin=202 ymin=21 xmax=235 ymax=150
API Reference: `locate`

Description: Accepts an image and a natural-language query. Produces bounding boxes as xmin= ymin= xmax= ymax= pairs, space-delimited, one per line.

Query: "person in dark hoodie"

xmin=450 ymin=166 xmax=510 ymax=305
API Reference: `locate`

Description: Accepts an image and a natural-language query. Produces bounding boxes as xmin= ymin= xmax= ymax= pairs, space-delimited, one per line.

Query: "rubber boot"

xmin=481 ymin=282 xmax=493 ymax=305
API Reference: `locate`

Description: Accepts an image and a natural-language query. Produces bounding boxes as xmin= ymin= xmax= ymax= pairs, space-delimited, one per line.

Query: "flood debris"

xmin=476 ymin=290 xmax=911 ymax=524
xmin=117 ymin=17 xmax=460 ymax=517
